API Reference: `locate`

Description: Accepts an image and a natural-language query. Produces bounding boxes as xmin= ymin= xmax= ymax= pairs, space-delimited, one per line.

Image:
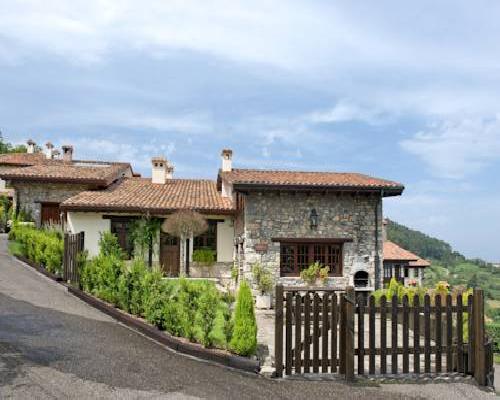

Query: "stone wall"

xmin=13 ymin=182 xmax=91 ymax=227
xmin=241 ymin=191 xmax=383 ymax=289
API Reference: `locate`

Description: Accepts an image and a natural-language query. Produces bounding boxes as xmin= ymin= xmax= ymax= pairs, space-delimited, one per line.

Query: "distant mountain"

xmin=386 ymin=219 xmax=466 ymax=264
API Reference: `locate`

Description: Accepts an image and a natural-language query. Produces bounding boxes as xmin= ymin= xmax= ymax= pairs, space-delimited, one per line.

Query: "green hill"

xmin=386 ymin=219 xmax=500 ymax=319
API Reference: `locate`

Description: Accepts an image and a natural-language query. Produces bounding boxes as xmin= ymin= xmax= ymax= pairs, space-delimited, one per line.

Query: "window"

xmin=394 ymin=265 xmax=401 ymax=279
xmin=383 ymin=264 xmax=392 ymax=279
xmin=110 ymin=218 xmax=134 ymax=259
xmin=414 ymin=268 xmax=419 ymax=278
xmin=279 ymin=242 xmax=343 ymax=277
xmin=404 ymin=267 xmax=409 ymax=278
xmin=194 ymin=220 xmax=217 ymax=251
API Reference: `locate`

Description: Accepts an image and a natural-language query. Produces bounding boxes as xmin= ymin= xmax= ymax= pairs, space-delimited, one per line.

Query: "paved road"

xmin=0 ymin=236 xmax=495 ymax=399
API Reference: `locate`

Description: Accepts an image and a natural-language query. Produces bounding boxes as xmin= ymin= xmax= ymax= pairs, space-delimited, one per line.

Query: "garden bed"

xmin=67 ymin=285 xmax=260 ymax=373
xmin=14 ymin=254 xmax=62 ymax=282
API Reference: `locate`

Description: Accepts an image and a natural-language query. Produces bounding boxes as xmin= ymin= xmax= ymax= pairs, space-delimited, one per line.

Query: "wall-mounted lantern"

xmin=309 ymin=208 xmax=318 ymax=230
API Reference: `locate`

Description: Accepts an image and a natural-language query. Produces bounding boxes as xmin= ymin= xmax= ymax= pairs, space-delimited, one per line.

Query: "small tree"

xmin=229 ymin=281 xmax=257 ymax=356
xmin=163 ymin=210 xmax=208 ymax=273
xmin=129 ymin=215 xmax=161 ymax=268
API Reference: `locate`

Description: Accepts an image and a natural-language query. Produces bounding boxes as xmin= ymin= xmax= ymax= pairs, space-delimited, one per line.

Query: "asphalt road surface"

xmin=0 ymin=235 xmax=494 ymax=399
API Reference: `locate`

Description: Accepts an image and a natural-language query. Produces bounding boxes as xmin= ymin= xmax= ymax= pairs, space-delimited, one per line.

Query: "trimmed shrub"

xmin=486 ymin=323 xmax=500 ymax=353
xmin=230 ymin=281 xmax=257 ymax=356
xmin=9 ymin=223 xmax=63 ymax=275
xmin=79 ymin=235 xmax=235 ymax=351
xmin=195 ymin=284 xmax=220 ymax=347
xmin=98 ymin=231 xmax=124 ymax=259
xmin=117 ymin=259 xmax=149 ymax=313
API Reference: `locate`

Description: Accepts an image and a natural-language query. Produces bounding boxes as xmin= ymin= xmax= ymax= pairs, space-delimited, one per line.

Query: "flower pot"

xmin=256 ymin=293 xmax=272 ymax=309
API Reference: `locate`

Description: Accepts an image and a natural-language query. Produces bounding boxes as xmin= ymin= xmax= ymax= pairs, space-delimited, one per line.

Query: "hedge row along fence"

xmin=79 ymin=232 xmax=257 ymax=356
xmin=9 ymin=223 xmax=64 ymax=276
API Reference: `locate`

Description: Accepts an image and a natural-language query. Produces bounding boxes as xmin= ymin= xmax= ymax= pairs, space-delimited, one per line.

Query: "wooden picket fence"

xmin=275 ymin=285 xmax=494 ymax=387
xmin=63 ymin=231 xmax=85 ymax=285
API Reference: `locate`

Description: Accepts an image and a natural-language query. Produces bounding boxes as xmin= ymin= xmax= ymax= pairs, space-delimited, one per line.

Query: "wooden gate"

xmin=275 ymin=285 xmax=494 ymax=387
xmin=63 ymin=232 xmax=85 ymax=285
xmin=160 ymin=232 xmax=180 ymax=276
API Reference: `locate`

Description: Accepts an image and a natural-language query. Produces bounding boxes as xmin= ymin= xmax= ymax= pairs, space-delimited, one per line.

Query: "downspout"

xmin=374 ymin=189 xmax=383 ymax=290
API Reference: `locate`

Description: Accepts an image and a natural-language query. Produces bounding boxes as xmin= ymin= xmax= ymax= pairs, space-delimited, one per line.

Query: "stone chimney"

xmin=26 ymin=139 xmax=36 ymax=154
xmin=62 ymin=145 xmax=73 ymax=162
xmin=221 ymin=149 xmax=233 ymax=172
xmin=151 ymin=156 xmax=167 ymax=184
xmin=45 ymin=142 xmax=54 ymax=159
xmin=52 ymin=149 xmax=60 ymax=160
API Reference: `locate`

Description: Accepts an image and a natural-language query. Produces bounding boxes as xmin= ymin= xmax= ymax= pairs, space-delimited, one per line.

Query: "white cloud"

xmin=306 ymin=100 xmax=386 ymax=125
xmin=33 ymin=109 xmax=211 ymax=134
xmin=400 ymin=116 xmax=500 ymax=179
xmin=2 ymin=0 xmax=499 ymax=75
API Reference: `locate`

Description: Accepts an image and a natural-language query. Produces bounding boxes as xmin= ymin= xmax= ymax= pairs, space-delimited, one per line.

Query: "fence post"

xmin=472 ymin=288 xmax=486 ymax=386
xmin=275 ymin=284 xmax=284 ymax=378
xmin=344 ymin=286 xmax=355 ymax=381
xmin=77 ymin=231 xmax=85 ymax=287
xmin=63 ymin=232 xmax=68 ymax=282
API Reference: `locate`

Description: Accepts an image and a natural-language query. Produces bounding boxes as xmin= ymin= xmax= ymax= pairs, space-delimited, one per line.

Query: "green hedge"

xmin=486 ymin=323 xmax=500 ymax=353
xmin=9 ymin=223 xmax=64 ymax=275
xmin=80 ymin=232 xmax=239 ymax=352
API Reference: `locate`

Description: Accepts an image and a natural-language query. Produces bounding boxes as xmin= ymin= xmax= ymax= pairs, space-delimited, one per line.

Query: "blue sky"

xmin=1 ymin=1 xmax=500 ymax=260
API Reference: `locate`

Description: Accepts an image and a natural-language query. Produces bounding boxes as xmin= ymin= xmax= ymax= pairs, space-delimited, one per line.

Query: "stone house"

xmin=0 ymin=140 xmax=133 ymax=227
xmin=62 ymin=149 xmax=404 ymax=291
xmin=383 ymin=240 xmax=430 ymax=286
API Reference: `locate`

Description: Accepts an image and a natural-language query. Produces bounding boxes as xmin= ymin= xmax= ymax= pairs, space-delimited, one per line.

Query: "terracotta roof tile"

xmin=220 ymin=168 xmax=404 ymax=193
xmin=61 ymin=178 xmax=234 ymax=214
xmin=383 ymin=241 xmax=431 ymax=267
xmin=0 ymin=153 xmax=48 ymax=165
xmin=0 ymin=161 xmax=131 ymax=186
xmin=383 ymin=241 xmax=420 ymax=261
xmin=408 ymin=258 xmax=431 ymax=267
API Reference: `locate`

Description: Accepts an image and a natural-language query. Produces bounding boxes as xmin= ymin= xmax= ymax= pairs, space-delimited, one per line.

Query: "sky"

xmin=1 ymin=1 xmax=500 ymax=260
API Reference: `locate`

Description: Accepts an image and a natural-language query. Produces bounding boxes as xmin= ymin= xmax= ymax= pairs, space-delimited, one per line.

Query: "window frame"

xmin=279 ymin=242 xmax=343 ymax=277
xmin=110 ymin=217 xmax=134 ymax=260
xmin=193 ymin=219 xmax=218 ymax=252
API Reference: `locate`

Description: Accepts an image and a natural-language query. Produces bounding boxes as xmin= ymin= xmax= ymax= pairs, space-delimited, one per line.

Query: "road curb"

xmin=67 ymin=285 xmax=261 ymax=374
xmin=10 ymin=252 xmax=260 ymax=375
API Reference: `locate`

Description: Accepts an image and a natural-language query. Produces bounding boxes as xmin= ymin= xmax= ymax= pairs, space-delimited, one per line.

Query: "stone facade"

xmin=240 ymin=191 xmax=383 ymax=290
xmin=13 ymin=182 xmax=92 ymax=227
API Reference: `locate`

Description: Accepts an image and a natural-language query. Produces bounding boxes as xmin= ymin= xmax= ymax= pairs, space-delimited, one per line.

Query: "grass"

xmin=8 ymin=240 xmax=24 ymax=257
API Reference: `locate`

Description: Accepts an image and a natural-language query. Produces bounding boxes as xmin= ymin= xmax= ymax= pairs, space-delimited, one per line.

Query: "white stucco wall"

xmin=67 ymin=212 xmax=110 ymax=257
xmin=217 ymin=219 xmax=234 ymax=262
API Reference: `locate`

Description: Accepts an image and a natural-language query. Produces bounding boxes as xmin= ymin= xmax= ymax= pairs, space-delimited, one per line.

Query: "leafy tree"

xmin=0 ymin=132 xmax=27 ymax=154
xmin=129 ymin=215 xmax=161 ymax=268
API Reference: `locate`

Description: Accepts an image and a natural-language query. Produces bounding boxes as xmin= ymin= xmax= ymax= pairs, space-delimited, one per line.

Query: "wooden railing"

xmin=275 ymin=285 xmax=493 ymax=387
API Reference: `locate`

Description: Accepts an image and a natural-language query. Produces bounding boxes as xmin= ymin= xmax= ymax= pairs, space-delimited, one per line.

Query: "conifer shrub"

xmin=229 ymin=281 xmax=257 ymax=356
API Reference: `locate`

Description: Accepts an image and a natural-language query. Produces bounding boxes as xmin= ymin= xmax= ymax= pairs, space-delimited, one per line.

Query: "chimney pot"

xmin=45 ymin=142 xmax=54 ymax=159
xmin=26 ymin=139 xmax=36 ymax=154
xmin=62 ymin=145 xmax=73 ymax=162
xmin=221 ymin=149 xmax=233 ymax=172
xmin=151 ymin=156 xmax=168 ymax=184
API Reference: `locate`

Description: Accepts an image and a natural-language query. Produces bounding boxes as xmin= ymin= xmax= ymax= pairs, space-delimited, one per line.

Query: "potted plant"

xmin=192 ymin=248 xmax=216 ymax=276
xmin=252 ymin=263 xmax=274 ymax=309
xmin=300 ymin=262 xmax=330 ymax=286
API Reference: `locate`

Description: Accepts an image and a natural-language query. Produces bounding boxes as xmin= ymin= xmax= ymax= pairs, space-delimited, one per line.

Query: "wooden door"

xmin=41 ymin=203 xmax=60 ymax=225
xmin=160 ymin=233 xmax=180 ymax=276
